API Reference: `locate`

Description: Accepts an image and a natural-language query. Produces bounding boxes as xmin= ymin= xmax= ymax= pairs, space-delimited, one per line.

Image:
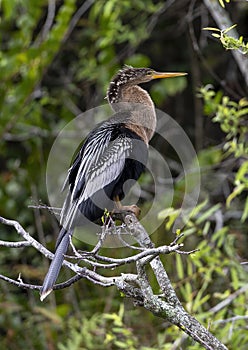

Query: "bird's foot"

xmin=112 ymin=204 xmax=141 ymax=220
xmin=120 ymin=204 xmax=141 ymax=217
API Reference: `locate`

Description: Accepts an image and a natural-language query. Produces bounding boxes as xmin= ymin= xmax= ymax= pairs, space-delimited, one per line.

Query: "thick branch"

xmin=121 ymin=213 xmax=227 ymax=350
xmin=123 ymin=214 xmax=181 ymax=306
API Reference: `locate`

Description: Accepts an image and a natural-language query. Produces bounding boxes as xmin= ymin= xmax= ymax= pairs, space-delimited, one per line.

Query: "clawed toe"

xmin=112 ymin=204 xmax=141 ymax=220
xmin=121 ymin=204 xmax=141 ymax=217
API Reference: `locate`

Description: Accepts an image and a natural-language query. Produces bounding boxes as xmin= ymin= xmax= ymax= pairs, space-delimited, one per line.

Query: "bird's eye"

xmin=146 ymin=71 xmax=153 ymax=76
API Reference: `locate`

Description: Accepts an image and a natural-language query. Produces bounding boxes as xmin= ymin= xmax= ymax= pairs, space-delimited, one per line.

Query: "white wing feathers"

xmin=79 ymin=136 xmax=132 ymax=203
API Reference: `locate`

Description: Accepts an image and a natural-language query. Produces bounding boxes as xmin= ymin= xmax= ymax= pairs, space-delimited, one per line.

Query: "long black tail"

xmin=40 ymin=228 xmax=71 ymax=301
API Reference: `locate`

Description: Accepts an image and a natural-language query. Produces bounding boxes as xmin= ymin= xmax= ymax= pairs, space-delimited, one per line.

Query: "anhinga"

xmin=40 ymin=66 xmax=186 ymax=300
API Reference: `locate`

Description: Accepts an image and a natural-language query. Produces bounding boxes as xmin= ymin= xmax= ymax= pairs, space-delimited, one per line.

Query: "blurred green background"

xmin=0 ymin=0 xmax=248 ymax=349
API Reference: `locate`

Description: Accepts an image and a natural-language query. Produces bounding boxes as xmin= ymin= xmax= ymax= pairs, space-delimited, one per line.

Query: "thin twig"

xmin=71 ymin=243 xmax=185 ymax=269
xmin=0 ymin=240 xmax=30 ymax=248
xmin=209 ymin=283 xmax=248 ymax=314
xmin=62 ymin=0 xmax=95 ymax=44
xmin=0 ymin=274 xmax=40 ymax=290
xmin=36 ymin=0 xmax=56 ymax=44
xmin=214 ymin=315 xmax=248 ymax=324
xmin=28 ymin=203 xmax=61 ymax=216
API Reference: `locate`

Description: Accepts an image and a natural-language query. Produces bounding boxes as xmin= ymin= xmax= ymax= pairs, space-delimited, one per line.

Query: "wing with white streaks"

xmin=60 ymin=118 xmax=136 ymax=227
xmin=79 ymin=135 xmax=132 ymax=203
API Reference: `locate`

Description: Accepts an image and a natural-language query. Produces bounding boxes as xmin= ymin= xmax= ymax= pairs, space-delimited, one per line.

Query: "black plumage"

xmin=62 ymin=115 xmax=148 ymax=226
xmin=40 ymin=66 xmax=186 ymax=300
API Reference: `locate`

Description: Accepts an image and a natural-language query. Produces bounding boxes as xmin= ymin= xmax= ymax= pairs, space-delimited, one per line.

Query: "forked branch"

xmin=0 ymin=215 xmax=227 ymax=350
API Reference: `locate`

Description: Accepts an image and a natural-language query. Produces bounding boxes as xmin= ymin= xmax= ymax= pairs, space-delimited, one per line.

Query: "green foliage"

xmin=226 ymin=161 xmax=248 ymax=222
xmin=76 ymin=0 xmax=162 ymax=89
xmin=199 ymin=86 xmax=248 ymax=157
xmin=57 ymin=305 xmax=151 ymax=350
xmin=157 ymin=78 xmax=248 ymax=347
xmin=158 ymin=208 xmax=181 ymax=231
xmin=157 ymin=199 xmax=248 ymax=349
xmin=0 ymin=0 xmax=77 ymax=126
xmin=150 ymin=76 xmax=187 ymax=106
xmin=0 ymin=0 xmax=247 ymax=349
xmin=203 ymin=25 xmax=248 ymax=54
xmin=0 ymin=0 xmax=165 ymax=224
xmin=0 ymin=1 xmax=176 ymax=349
xmin=199 ymin=86 xmax=248 ymax=221
xmin=218 ymin=0 xmax=230 ymax=8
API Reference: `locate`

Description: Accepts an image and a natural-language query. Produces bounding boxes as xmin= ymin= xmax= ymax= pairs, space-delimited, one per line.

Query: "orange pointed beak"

xmin=152 ymin=72 xmax=187 ymax=79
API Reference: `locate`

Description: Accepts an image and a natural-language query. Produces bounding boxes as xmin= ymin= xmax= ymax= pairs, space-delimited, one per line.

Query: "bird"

xmin=40 ymin=66 xmax=187 ymax=301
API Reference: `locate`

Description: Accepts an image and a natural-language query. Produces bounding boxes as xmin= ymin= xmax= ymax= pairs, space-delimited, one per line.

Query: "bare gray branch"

xmin=0 ymin=214 xmax=227 ymax=350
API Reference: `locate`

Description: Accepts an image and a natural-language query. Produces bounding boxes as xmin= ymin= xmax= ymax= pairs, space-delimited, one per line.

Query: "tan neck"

xmin=120 ymin=85 xmax=157 ymax=143
xmin=121 ymin=85 xmax=153 ymax=106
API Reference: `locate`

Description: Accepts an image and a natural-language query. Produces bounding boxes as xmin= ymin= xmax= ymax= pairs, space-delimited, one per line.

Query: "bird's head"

xmin=107 ymin=66 xmax=187 ymax=106
xmin=112 ymin=66 xmax=187 ymax=85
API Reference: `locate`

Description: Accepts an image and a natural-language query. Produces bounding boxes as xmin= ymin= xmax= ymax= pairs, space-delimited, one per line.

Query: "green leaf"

xmin=212 ymin=33 xmax=221 ymax=38
xmin=157 ymin=207 xmax=181 ymax=230
xmin=203 ymin=27 xmax=220 ymax=32
xmin=195 ymin=203 xmax=221 ymax=224
xmin=230 ymin=266 xmax=239 ymax=290
xmin=189 ymin=198 xmax=208 ymax=219
xmin=236 ymin=161 xmax=248 ymax=185
xmin=241 ymin=197 xmax=248 ymax=223
xmin=176 ymin=254 xmax=184 ymax=279
xmin=150 ymin=76 xmax=187 ymax=105
xmin=193 ymin=293 xmax=210 ymax=311
xmin=226 ymin=184 xmax=245 ymax=207
xmin=125 ymin=54 xmax=151 ymax=68
xmin=2 ymin=0 xmax=18 ymax=19
xmin=219 ymin=0 xmax=225 ymax=7
xmin=223 ymin=24 xmax=237 ymax=34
